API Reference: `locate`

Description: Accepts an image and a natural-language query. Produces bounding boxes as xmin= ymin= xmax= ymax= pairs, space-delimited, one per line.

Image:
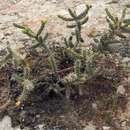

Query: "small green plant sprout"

xmin=58 ymin=5 xmax=92 ymax=45
xmin=13 ymin=20 xmax=49 ymax=51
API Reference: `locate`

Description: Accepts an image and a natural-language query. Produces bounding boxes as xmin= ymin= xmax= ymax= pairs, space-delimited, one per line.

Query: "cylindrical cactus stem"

xmin=77 ymin=5 xmax=92 ymax=19
xmin=48 ymin=55 xmax=59 ymax=77
xmin=36 ymin=20 xmax=47 ymax=37
xmin=74 ymin=60 xmax=81 ymax=78
xmin=58 ymin=15 xmax=74 ymax=21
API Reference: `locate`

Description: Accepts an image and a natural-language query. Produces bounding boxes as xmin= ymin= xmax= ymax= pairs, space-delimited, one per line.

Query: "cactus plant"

xmin=92 ymin=6 xmax=130 ymax=54
xmin=58 ymin=5 xmax=91 ymax=45
xmin=0 ymin=5 xmax=129 ymax=103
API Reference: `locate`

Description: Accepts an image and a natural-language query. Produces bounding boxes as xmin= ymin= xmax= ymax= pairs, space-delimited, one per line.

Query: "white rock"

xmin=84 ymin=122 xmax=96 ymax=130
xmin=0 ymin=33 xmax=4 ymax=40
xmin=122 ymin=57 xmax=130 ymax=63
xmin=103 ymin=126 xmax=110 ymax=130
xmin=0 ymin=116 xmax=12 ymax=130
xmin=0 ymin=116 xmax=20 ymax=130
xmin=117 ymin=85 xmax=126 ymax=95
xmin=121 ymin=121 xmax=127 ymax=127
xmin=38 ymin=124 xmax=44 ymax=129
xmin=52 ymin=0 xmax=57 ymax=3
xmin=92 ymin=103 xmax=97 ymax=110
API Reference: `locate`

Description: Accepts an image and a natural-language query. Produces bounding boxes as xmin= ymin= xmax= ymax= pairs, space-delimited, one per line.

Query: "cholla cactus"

xmin=58 ymin=5 xmax=91 ymax=45
xmin=10 ymin=5 xmax=129 ymax=103
xmin=105 ymin=7 xmax=130 ymax=38
xmin=14 ymin=20 xmax=49 ymax=51
xmin=48 ymin=54 xmax=59 ymax=77
xmin=0 ymin=44 xmax=28 ymax=69
xmin=17 ymin=79 xmax=34 ymax=102
xmin=92 ymin=6 xmax=130 ymax=53
xmin=74 ymin=60 xmax=81 ymax=78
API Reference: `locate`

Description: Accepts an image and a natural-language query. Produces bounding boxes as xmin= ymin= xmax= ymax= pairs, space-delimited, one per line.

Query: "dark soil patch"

xmin=0 ymin=71 xmax=128 ymax=130
xmin=0 ymin=51 xmax=128 ymax=130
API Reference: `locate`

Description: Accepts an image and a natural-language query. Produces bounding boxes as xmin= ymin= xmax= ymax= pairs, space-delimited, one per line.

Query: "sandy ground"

xmin=1 ymin=0 xmax=129 ymax=48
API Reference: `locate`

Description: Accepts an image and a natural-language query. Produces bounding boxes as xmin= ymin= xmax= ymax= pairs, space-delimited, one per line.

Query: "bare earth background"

xmin=0 ymin=0 xmax=130 ymax=130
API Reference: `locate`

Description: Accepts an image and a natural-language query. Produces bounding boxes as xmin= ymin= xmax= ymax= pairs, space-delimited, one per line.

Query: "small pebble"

xmin=102 ymin=126 xmax=110 ymax=130
xmin=117 ymin=85 xmax=126 ymax=95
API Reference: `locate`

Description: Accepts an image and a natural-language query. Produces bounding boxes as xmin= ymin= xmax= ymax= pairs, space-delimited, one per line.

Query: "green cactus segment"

xmin=100 ymin=6 xmax=130 ymax=53
xmin=64 ymin=38 xmax=70 ymax=48
xmin=64 ymin=36 xmax=75 ymax=48
xmin=74 ymin=60 xmax=81 ymax=78
xmin=106 ymin=17 xmax=115 ymax=30
xmin=66 ymin=48 xmax=83 ymax=59
xmin=36 ymin=20 xmax=47 ymax=36
xmin=48 ymin=55 xmax=58 ymax=75
xmin=66 ymin=23 xmax=77 ymax=28
xmin=14 ymin=21 xmax=49 ymax=51
xmin=77 ymin=5 xmax=92 ymax=19
xmin=58 ymin=15 xmax=74 ymax=21
xmin=13 ymin=23 xmax=26 ymax=29
xmin=105 ymin=8 xmax=116 ymax=24
xmin=68 ymin=36 xmax=74 ymax=48
xmin=120 ymin=7 xmax=127 ymax=23
xmin=105 ymin=6 xmax=130 ymax=34
xmin=22 ymin=28 xmax=35 ymax=38
xmin=82 ymin=49 xmax=87 ymax=60
xmin=58 ymin=4 xmax=91 ymax=45
xmin=68 ymin=8 xmax=77 ymax=19
xmin=58 ymin=4 xmax=90 ymax=22
xmin=75 ymin=27 xmax=84 ymax=44
xmin=67 ymin=17 xmax=88 ymax=28
xmin=123 ymin=19 xmax=130 ymax=24
xmin=32 ymin=33 xmax=49 ymax=51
